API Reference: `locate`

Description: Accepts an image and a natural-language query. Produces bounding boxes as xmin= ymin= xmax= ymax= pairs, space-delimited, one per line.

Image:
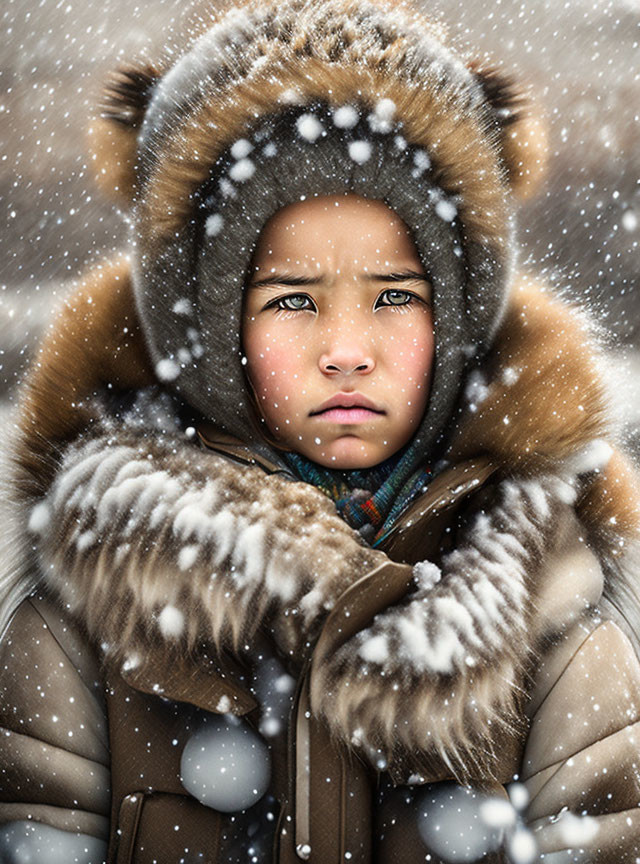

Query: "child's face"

xmin=241 ymin=194 xmax=434 ymax=469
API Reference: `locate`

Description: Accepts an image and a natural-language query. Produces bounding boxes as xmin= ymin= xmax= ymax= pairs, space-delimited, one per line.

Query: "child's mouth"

xmin=312 ymin=407 xmax=384 ymax=424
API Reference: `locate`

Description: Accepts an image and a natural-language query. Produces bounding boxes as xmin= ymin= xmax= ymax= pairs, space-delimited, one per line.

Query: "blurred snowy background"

xmin=1 ymin=0 xmax=639 ymax=446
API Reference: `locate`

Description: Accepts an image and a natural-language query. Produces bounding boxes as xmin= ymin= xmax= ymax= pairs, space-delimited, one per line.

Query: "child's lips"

xmin=312 ymin=407 xmax=384 ymax=424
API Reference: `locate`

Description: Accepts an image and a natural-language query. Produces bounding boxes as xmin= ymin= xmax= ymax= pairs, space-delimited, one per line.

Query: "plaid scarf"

xmin=283 ymin=439 xmax=433 ymax=547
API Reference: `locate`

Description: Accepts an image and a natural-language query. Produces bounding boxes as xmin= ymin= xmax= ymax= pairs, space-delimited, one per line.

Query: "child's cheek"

xmin=247 ymin=337 xmax=301 ymax=408
xmin=385 ymin=320 xmax=435 ymax=393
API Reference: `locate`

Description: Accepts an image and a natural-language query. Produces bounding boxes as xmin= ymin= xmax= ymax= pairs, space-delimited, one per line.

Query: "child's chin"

xmin=304 ymin=436 xmax=391 ymax=470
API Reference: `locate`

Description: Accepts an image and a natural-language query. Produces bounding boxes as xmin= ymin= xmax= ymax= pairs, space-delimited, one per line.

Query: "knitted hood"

xmin=91 ymin=0 xmax=544 ymax=465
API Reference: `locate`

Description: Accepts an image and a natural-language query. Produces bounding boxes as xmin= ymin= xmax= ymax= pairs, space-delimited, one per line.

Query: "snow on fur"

xmin=29 ymin=393 xmax=382 ymax=661
xmin=296 ymin=113 xmax=324 ymax=142
xmin=348 ymin=141 xmax=372 ymax=164
xmin=205 ymin=213 xmax=224 ymax=236
xmin=311 ymin=475 xmax=573 ymax=782
xmin=333 ymin=105 xmax=359 ymax=129
xmin=138 ymin=0 xmax=466 ymax=151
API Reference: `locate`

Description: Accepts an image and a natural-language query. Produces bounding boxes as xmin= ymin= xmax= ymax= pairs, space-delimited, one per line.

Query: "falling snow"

xmin=1 ymin=1 xmax=639 ymax=862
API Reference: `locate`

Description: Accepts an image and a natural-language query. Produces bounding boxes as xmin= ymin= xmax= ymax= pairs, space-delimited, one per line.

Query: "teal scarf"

xmin=283 ymin=439 xmax=433 ymax=547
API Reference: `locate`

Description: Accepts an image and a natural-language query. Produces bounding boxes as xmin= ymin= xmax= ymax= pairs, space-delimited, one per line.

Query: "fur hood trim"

xmin=4 ymin=258 xmax=640 ymax=782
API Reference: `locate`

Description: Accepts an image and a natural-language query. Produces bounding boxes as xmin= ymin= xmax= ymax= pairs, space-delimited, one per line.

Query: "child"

xmin=2 ymin=0 xmax=640 ymax=861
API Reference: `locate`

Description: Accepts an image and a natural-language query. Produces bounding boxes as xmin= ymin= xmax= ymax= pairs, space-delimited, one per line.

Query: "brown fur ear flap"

xmin=470 ymin=62 xmax=548 ymax=200
xmin=87 ymin=62 xmax=162 ymax=206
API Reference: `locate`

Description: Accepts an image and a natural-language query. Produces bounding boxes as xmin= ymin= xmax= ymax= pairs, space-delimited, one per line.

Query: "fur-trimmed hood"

xmin=87 ymin=0 xmax=548 ymax=471
xmin=3 ymin=257 xmax=640 ymax=784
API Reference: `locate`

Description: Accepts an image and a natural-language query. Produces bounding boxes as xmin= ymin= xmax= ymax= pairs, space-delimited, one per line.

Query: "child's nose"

xmin=318 ymin=346 xmax=375 ymax=377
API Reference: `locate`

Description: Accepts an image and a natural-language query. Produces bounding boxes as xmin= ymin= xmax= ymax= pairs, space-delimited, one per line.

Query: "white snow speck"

xmin=622 ymin=210 xmax=638 ymax=232
xmin=275 ymin=674 xmax=295 ymax=694
xmin=172 ymin=298 xmax=192 ymax=315
xmin=368 ymin=98 xmax=396 ymax=133
xmin=263 ymin=142 xmax=277 ymax=157
xmin=229 ymin=159 xmax=255 ymax=182
xmin=178 ymin=544 xmax=200 ymax=571
xmin=230 ymin=138 xmax=253 ymax=159
xmin=215 ymin=694 xmax=232 ymax=713
xmin=348 ymin=141 xmax=372 ymax=164
xmin=28 ymin=501 xmax=51 ymax=534
xmin=333 ymin=105 xmax=359 ymax=129
xmin=180 ymin=716 xmax=271 ymax=811
xmin=358 ymin=633 xmax=389 ymax=664
xmin=412 ymin=560 xmax=441 ymax=590
xmin=375 ymin=98 xmax=396 ymax=121
xmin=76 ymin=530 xmax=96 ymax=552
xmin=435 ymin=198 xmax=457 ymax=222
xmin=156 ymin=358 xmax=181 ymax=382
xmin=122 ymin=652 xmax=141 ymax=672
xmin=261 ymin=716 xmax=281 ymax=737
xmin=205 ymin=213 xmax=224 ymax=236
xmin=556 ymin=811 xmax=599 ymax=846
xmin=507 ymin=827 xmax=537 ymax=864
xmin=479 ymin=797 xmax=516 ymax=829
xmin=296 ymin=113 xmax=324 ymax=142
xmin=280 ymin=87 xmax=302 ymax=105
xmin=394 ymin=135 xmax=407 ymax=150
xmin=501 ymin=366 xmax=520 ymax=386
xmin=418 ymin=785 xmax=502 ymax=860
xmin=219 ymin=177 xmax=236 ymax=199
xmin=568 ymin=439 xmax=613 ymax=475
xmin=158 ymin=604 xmax=185 ymax=639
xmin=465 ymin=369 xmax=490 ymax=409
xmin=508 ymin=782 xmax=530 ymax=811
xmin=414 ymin=150 xmax=431 ymax=170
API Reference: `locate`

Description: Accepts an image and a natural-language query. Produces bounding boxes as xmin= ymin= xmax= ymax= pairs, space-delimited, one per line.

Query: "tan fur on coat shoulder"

xmin=451 ymin=275 xmax=613 ymax=471
xmin=13 ymin=256 xmax=154 ymax=500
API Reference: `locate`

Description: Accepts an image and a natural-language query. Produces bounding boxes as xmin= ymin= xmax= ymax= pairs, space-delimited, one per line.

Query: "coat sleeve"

xmin=522 ymin=615 xmax=640 ymax=860
xmin=0 ymin=594 xmax=110 ymax=862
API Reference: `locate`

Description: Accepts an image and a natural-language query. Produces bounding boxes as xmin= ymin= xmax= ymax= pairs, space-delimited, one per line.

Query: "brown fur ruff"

xmin=451 ymin=276 xmax=612 ymax=469
xmin=13 ymin=256 xmax=155 ymax=501
xmin=138 ymin=59 xmax=509 ymax=252
xmin=88 ymin=0 xmax=545 ymax=244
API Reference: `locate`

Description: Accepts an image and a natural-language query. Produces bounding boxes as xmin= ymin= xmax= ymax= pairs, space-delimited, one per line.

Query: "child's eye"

xmin=271 ymin=294 xmax=316 ymax=312
xmin=376 ymin=289 xmax=416 ymax=308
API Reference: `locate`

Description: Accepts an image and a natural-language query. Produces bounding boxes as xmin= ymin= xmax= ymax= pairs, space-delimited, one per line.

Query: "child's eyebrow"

xmin=249 ymin=270 xmax=430 ymax=288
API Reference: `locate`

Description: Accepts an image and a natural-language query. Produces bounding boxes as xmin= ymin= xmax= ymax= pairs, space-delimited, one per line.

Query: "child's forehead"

xmin=251 ymin=195 xmax=423 ymax=270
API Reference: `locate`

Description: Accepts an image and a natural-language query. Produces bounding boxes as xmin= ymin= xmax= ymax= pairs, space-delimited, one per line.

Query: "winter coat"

xmin=2 ymin=257 xmax=640 ymax=864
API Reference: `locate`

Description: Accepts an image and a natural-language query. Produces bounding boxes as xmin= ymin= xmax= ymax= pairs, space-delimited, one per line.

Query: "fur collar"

xmin=3 ymin=257 xmax=640 ymax=783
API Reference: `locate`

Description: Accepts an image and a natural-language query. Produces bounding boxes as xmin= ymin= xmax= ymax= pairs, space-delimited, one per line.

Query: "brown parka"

xmin=2 ymin=0 xmax=640 ymax=859
xmin=2 ymin=259 xmax=640 ymax=862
